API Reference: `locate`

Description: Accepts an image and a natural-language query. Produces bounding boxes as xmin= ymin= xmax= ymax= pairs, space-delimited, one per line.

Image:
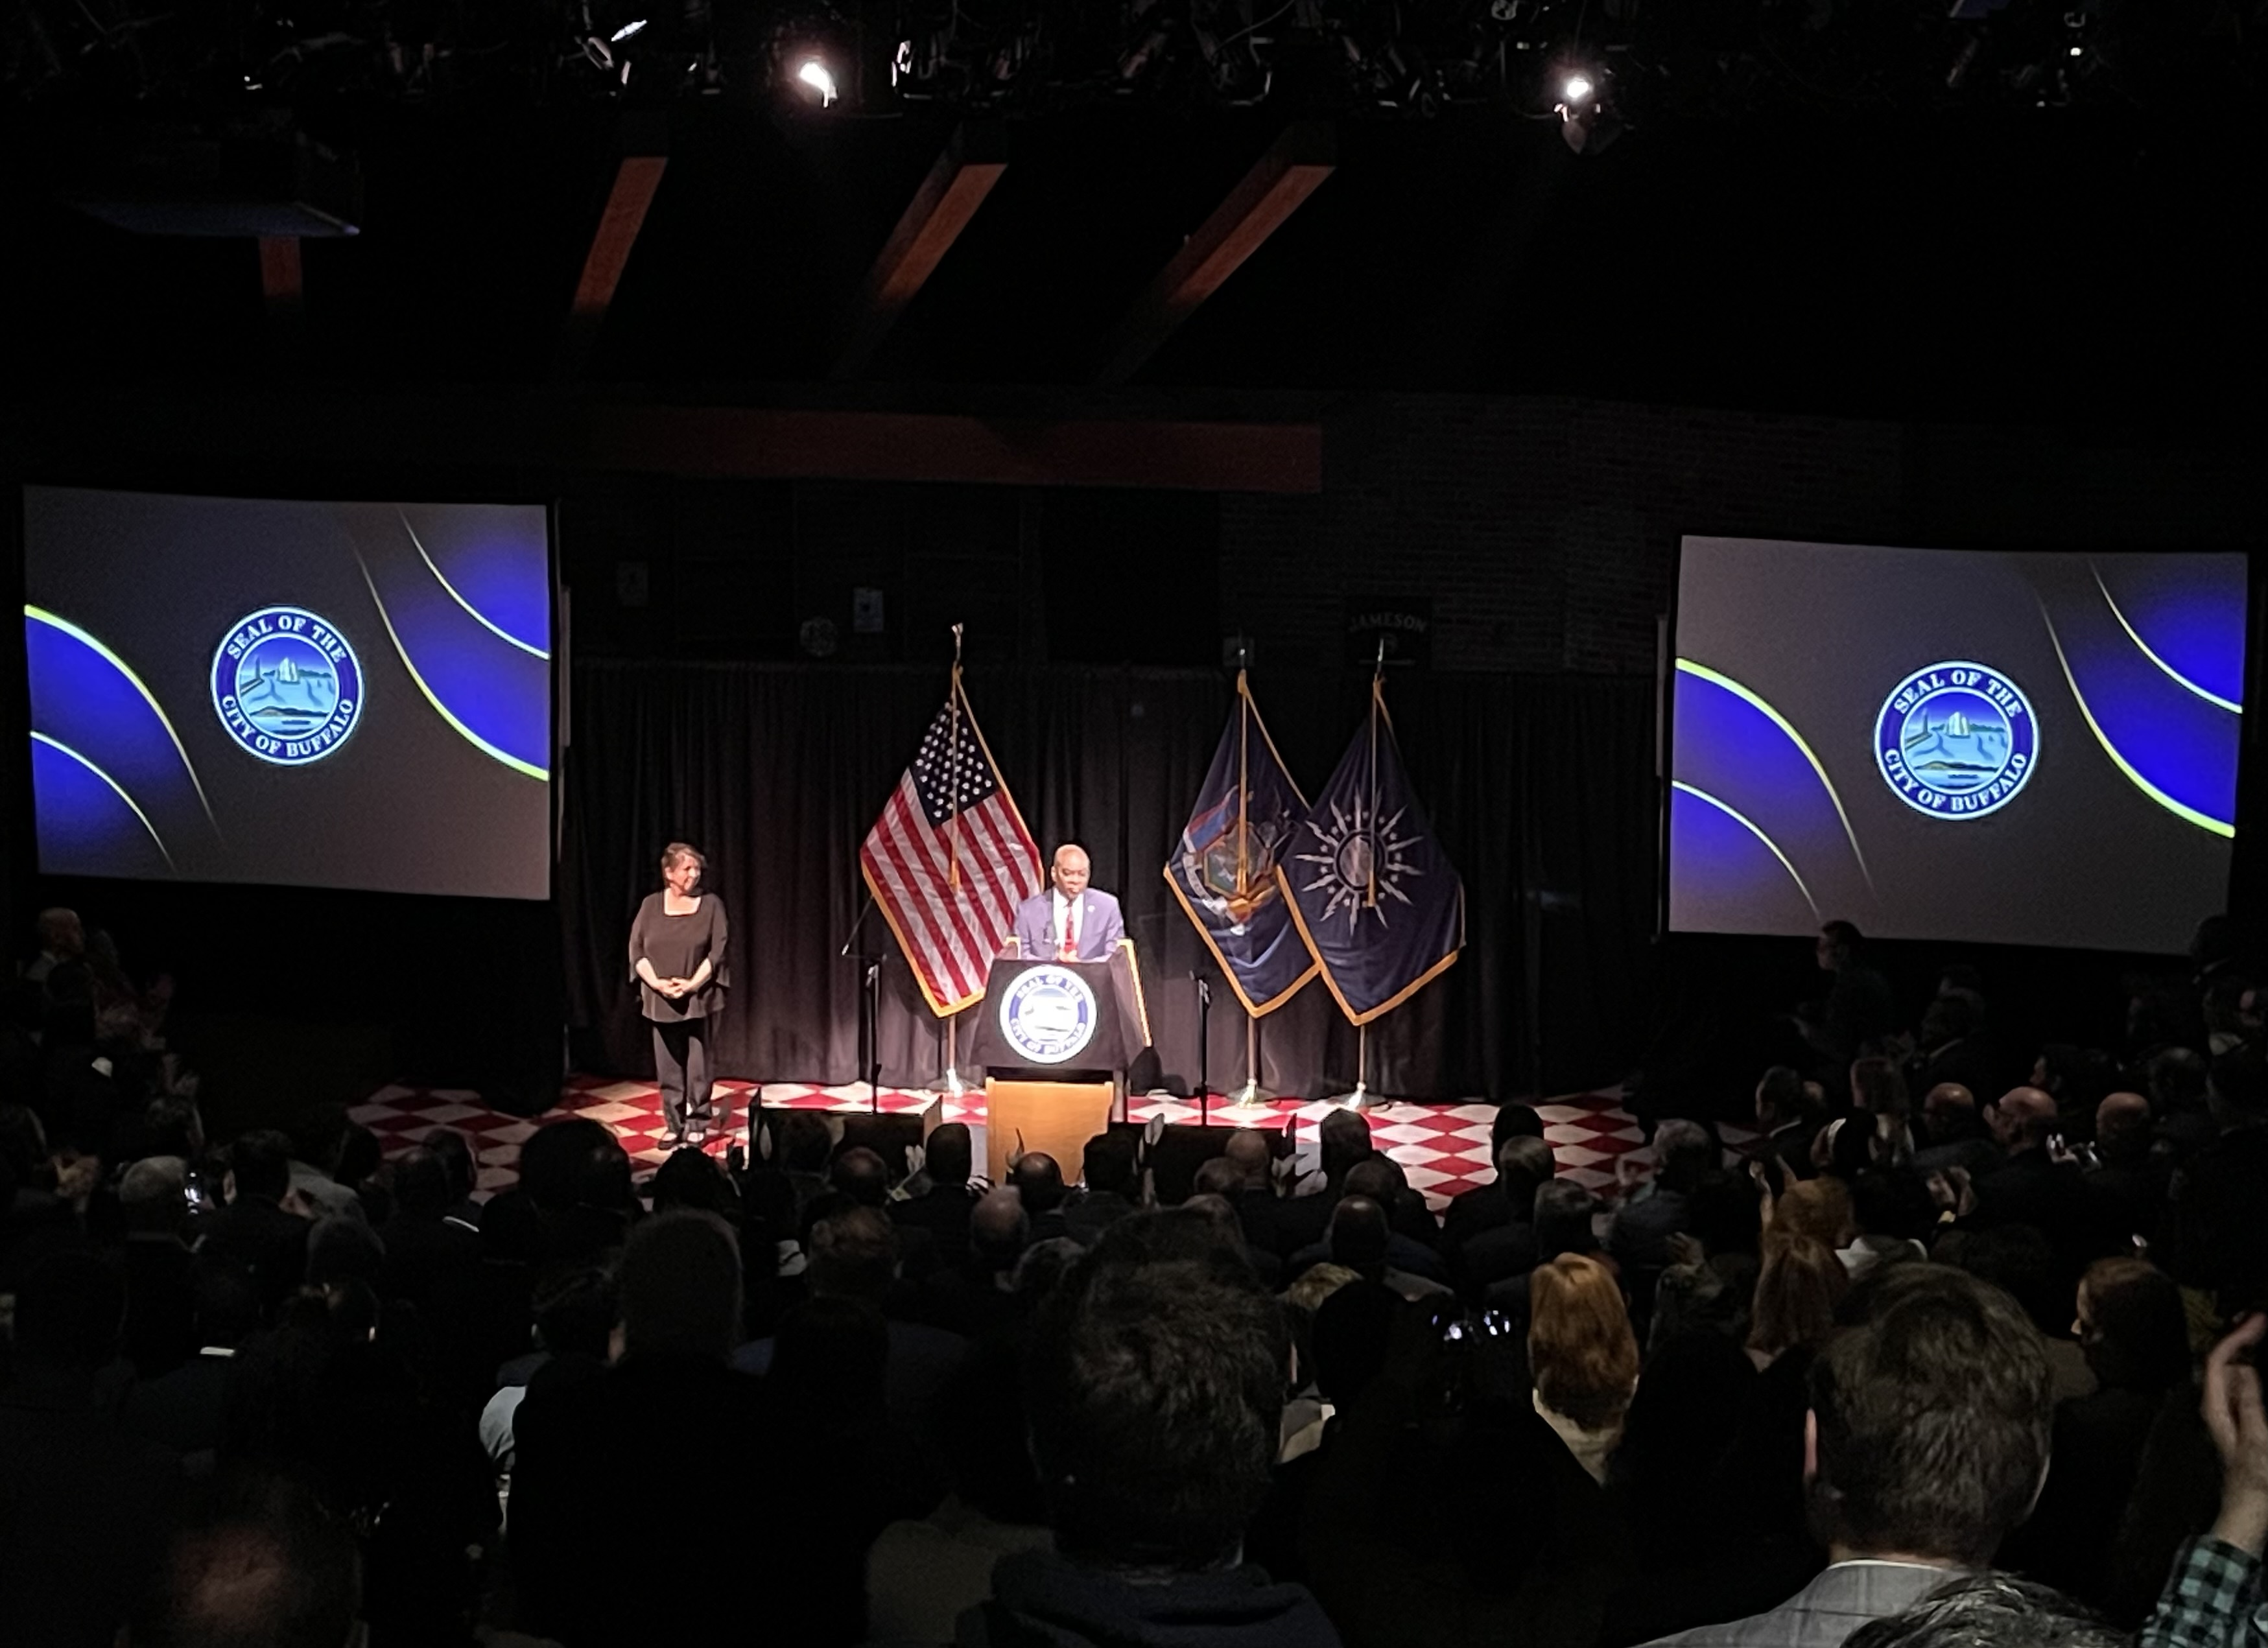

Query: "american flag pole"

xmin=940 ymin=623 xmax=969 ymax=1097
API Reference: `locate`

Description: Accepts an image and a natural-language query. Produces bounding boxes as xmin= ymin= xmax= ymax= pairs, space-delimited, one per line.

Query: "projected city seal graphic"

xmin=1668 ymin=536 xmax=2246 ymax=954
xmin=23 ymin=487 xmax=552 ymax=901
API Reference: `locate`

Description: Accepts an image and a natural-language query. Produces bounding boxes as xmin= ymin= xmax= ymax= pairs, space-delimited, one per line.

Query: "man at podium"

xmin=1011 ymin=843 xmax=1125 ymax=960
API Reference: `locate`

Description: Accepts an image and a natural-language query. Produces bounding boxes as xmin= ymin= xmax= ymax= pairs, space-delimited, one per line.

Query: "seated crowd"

xmin=3 ymin=906 xmax=2268 ymax=1648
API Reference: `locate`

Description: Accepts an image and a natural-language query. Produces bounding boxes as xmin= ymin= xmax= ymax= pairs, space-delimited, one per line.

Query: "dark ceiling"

xmin=5 ymin=1 xmax=2263 ymax=425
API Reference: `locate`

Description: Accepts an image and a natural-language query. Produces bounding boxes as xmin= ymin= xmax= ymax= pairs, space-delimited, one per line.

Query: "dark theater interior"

xmin=2 ymin=5 xmax=2266 ymax=1645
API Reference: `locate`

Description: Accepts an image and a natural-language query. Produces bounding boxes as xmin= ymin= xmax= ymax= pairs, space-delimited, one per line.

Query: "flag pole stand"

xmin=1229 ymin=1012 xmax=1265 ymax=1106
xmin=936 ymin=1013 xmax=969 ymax=1099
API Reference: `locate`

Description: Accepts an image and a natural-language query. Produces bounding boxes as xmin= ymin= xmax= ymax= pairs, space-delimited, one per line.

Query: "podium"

xmin=962 ymin=947 xmax=1150 ymax=1186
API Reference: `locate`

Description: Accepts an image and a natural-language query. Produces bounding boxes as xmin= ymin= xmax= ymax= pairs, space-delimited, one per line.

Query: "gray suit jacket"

xmin=1011 ymin=890 xmax=1124 ymax=961
xmin=1639 ymin=1561 xmax=1960 ymax=1648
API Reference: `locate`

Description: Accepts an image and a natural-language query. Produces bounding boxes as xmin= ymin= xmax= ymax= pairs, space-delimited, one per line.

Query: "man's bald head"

xmin=1328 ymin=1195 xmax=1390 ymax=1276
xmin=1222 ymin=1129 xmax=1272 ymax=1187
xmin=1925 ymin=1083 xmax=1974 ymax=1119
xmin=1989 ymin=1086 xmax=2059 ymax=1150
xmin=1924 ymin=1083 xmax=1979 ymax=1140
xmin=971 ymin=1186 xmax=1031 ymax=1270
xmin=2096 ymin=1091 xmax=2152 ymax=1164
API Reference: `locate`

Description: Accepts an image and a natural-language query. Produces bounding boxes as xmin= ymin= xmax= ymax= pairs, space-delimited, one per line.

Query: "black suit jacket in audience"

xmin=1286 ymin=1231 xmax=1448 ymax=1288
xmin=120 ymin=1232 xmax=198 ymax=1378
xmin=512 ymin=1351 xmax=766 ymax=1647
xmin=0 ymin=1371 xmax=183 ymax=1648
xmin=1456 ymin=1218 xmax=1539 ymax=1295
xmin=892 ymin=1183 xmax=976 ymax=1271
xmin=124 ymin=1348 xmax=235 ymax=1458
xmin=194 ymin=1194 xmax=309 ymax=1309
xmin=1443 ymin=1179 xmax=1519 ymax=1250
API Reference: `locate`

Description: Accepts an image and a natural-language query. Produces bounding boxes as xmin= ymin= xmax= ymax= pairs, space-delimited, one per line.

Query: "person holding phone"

xmin=630 ymin=842 xmax=729 ymax=1148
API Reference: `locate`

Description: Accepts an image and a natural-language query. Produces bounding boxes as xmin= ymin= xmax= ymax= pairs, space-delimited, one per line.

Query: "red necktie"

xmin=1059 ymin=901 xmax=1078 ymax=961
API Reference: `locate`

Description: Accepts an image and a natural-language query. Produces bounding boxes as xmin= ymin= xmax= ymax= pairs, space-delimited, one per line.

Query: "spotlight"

xmin=609 ymin=18 xmax=646 ymax=41
xmin=796 ymin=57 xmax=838 ymax=106
xmin=1561 ymin=71 xmax=1594 ymax=105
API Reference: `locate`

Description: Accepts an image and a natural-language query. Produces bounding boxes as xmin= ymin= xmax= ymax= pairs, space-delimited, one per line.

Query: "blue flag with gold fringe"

xmin=1164 ymin=673 xmax=1319 ymax=1016
xmin=1278 ymin=677 xmax=1464 ymax=1024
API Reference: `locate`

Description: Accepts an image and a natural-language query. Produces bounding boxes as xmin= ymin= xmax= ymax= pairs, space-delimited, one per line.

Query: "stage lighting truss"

xmin=0 ymin=0 xmax=2241 ymax=133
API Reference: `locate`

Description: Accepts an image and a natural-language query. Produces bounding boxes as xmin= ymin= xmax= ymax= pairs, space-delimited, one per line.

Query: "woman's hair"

xmin=1776 ymin=1175 xmax=1856 ymax=1250
xmin=2078 ymin=1256 xmax=2190 ymax=1392
xmin=660 ymin=841 xmax=705 ymax=876
xmin=1749 ymin=1233 xmax=1849 ymax=1360
xmin=1529 ymin=1253 xmax=1640 ymax=1431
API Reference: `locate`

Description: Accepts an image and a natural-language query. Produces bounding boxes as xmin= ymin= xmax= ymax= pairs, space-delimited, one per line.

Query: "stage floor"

xmin=349 ymin=1077 xmax=1743 ymax=1212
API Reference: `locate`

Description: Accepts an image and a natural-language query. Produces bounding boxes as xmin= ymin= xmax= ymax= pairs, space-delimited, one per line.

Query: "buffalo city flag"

xmin=1163 ymin=671 xmax=1319 ymax=1015
xmin=859 ymin=668 xmax=1043 ymax=1016
xmin=1277 ymin=676 xmax=1464 ymax=1024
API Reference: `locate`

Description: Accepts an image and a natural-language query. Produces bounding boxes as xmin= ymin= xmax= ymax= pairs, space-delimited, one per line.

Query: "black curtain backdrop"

xmin=559 ymin=661 xmax=1657 ymax=1101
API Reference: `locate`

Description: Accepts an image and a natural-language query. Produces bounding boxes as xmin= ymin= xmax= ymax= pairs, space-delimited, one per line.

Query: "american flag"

xmin=860 ymin=678 xmax=1042 ymax=1017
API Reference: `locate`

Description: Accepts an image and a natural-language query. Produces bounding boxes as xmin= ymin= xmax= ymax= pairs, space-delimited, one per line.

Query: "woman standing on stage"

xmin=630 ymin=842 xmax=729 ymax=1147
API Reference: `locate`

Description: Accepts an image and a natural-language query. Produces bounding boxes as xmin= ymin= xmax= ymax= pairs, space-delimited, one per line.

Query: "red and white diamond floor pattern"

xmin=349 ymin=1076 xmax=1737 ymax=1212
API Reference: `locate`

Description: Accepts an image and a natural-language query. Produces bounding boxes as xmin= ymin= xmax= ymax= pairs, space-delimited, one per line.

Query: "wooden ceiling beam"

xmin=833 ymin=124 xmax=1009 ymax=379
xmin=1094 ymin=123 xmax=1335 ymax=387
xmin=556 ymin=143 xmax=668 ymax=381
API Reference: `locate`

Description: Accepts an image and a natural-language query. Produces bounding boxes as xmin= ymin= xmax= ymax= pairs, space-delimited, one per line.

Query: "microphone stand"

xmin=1196 ymin=974 xmax=1213 ymax=1127
xmin=839 ymin=889 xmax=886 ymax=1117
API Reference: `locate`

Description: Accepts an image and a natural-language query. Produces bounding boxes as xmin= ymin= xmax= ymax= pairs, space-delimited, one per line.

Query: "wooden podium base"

xmin=984 ymin=1077 xmax=1115 ymax=1187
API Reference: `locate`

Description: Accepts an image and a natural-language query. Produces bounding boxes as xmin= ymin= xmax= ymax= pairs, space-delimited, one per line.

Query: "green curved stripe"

xmin=2039 ymin=606 xmax=2233 ymax=838
xmin=2090 ymin=565 xmax=2242 ymax=715
xmin=354 ymin=554 xmax=550 ymax=782
xmin=25 ymin=605 xmax=219 ymax=833
xmin=1675 ymin=659 xmax=1872 ymax=892
xmin=30 ymin=732 xmax=176 ymax=871
xmin=399 ymin=512 xmax=550 ymax=661
xmin=1671 ymin=781 xmax=1819 ymax=919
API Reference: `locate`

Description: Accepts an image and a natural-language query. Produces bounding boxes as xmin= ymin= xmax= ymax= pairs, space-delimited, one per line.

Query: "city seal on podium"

xmin=1000 ymin=965 xmax=1100 ymax=1065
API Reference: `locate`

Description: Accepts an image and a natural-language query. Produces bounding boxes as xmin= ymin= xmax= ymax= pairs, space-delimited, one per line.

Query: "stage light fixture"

xmin=610 ymin=18 xmax=646 ymax=41
xmin=796 ymin=58 xmax=838 ymax=105
xmin=1562 ymin=71 xmax=1594 ymax=104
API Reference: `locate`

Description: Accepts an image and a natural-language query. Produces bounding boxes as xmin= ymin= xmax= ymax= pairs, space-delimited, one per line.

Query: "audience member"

xmin=1639 ymin=1265 xmax=2055 ymax=1647
xmin=970 ymin=1214 xmax=1341 ymax=1645
xmin=128 ymin=1468 xmax=363 ymax=1648
xmin=2138 ymin=1313 xmax=2268 ymax=1648
xmin=1612 ymin=1119 xmax=1716 ymax=1333
xmin=1010 ymin=1152 xmax=1070 ymax=1243
xmin=2164 ymin=1045 xmax=2268 ymax=1317
xmin=1800 ymin=921 xmax=1897 ymax=1071
xmin=919 ymin=1186 xmax=1032 ymax=1339
xmin=511 ymin=1210 xmax=764 ymax=1647
xmin=0 ymin=1248 xmax=182 ymax=1648
xmin=1452 ymin=1135 xmax=1555 ymax=1292
xmin=895 ymin=1122 xmax=980 ymax=1265
xmin=1756 ymin=1066 xmax=1825 ymax=1186
xmin=1530 ymin=1252 xmax=1640 ymax=1484
xmin=1911 ymin=1083 xmax=2002 ymax=1178
xmin=1747 ymin=1232 xmax=1847 ymax=1371
xmin=196 ymin=1129 xmax=311 ymax=1312
xmin=2003 ymin=1257 xmax=2190 ymax=1605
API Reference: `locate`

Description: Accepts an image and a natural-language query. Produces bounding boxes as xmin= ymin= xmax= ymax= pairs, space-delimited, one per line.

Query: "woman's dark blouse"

xmin=628 ymin=893 xmax=729 ymax=1022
